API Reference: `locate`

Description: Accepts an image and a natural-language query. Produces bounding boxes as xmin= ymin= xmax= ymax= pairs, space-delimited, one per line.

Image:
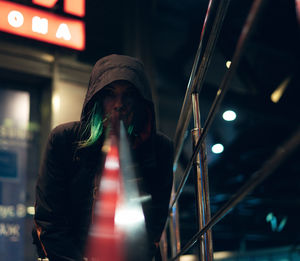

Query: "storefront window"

xmin=0 ymin=88 xmax=30 ymax=260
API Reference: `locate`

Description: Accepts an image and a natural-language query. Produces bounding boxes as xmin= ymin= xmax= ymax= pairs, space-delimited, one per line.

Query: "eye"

xmin=123 ymin=93 xmax=139 ymax=106
xmin=102 ymin=88 xmax=115 ymax=98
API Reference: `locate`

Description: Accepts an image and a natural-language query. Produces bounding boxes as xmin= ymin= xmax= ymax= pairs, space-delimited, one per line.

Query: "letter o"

xmin=8 ymin=10 xmax=24 ymax=28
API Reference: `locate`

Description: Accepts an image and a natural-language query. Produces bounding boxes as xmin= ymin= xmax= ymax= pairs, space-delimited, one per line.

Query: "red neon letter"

xmin=33 ymin=0 xmax=85 ymax=17
xmin=64 ymin=0 xmax=85 ymax=17
xmin=32 ymin=0 xmax=58 ymax=8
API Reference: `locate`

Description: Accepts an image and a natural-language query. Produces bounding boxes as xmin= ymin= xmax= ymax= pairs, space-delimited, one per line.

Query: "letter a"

xmin=56 ymin=23 xmax=71 ymax=40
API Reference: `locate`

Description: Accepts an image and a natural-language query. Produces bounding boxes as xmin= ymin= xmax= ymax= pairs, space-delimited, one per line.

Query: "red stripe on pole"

xmin=85 ymin=135 xmax=125 ymax=261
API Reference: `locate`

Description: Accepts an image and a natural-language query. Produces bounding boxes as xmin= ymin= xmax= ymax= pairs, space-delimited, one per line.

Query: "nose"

xmin=113 ymin=95 xmax=124 ymax=111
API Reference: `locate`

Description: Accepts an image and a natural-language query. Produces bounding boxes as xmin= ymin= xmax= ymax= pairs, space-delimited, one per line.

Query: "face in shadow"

xmin=101 ymin=81 xmax=142 ymax=135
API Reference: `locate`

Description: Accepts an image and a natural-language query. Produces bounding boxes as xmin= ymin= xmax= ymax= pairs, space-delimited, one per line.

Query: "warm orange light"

xmin=64 ymin=0 xmax=85 ymax=18
xmin=0 ymin=0 xmax=85 ymax=50
xmin=33 ymin=0 xmax=86 ymax=17
xmin=32 ymin=0 xmax=58 ymax=8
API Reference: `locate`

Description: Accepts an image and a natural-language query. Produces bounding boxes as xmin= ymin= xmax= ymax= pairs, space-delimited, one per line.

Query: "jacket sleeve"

xmin=34 ymin=127 xmax=82 ymax=261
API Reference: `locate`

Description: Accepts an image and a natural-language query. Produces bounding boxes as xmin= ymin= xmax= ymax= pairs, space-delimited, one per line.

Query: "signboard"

xmin=0 ymin=0 xmax=85 ymax=50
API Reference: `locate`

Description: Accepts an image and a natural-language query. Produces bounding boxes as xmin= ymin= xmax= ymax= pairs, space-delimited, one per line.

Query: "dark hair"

xmin=78 ymin=101 xmax=104 ymax=149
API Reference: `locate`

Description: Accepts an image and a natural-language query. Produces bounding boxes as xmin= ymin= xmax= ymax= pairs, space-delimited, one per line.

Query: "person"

xmin=32 ymin=54 xmax=174 ymax=261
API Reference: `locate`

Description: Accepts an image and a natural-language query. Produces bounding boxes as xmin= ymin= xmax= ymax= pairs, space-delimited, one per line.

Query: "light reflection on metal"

xmin=270 ymin=76 xmax=291 ymax=103
xmin=191 ymin=93 xmax=213 ymax=261
xmin=169 ymin=199 xmax=181 ymax=258
xmin=160 ymin=230 xmax=168 ymax=261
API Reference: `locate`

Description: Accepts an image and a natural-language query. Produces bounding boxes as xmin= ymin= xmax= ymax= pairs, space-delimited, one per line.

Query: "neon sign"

xmin=32 ymin=0 xmax=85 ymax=17
xmin=0 ymin=0 xmax=85 ymax=50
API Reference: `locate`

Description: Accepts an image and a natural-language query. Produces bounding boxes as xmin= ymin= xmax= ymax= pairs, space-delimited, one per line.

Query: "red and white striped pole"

xmin=85 ymin=134 xmax=125 ymax=261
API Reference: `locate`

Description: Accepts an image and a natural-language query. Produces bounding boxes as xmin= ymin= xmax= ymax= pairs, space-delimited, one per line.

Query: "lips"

xmin=107 ymin=109 xmax=133 ymax=136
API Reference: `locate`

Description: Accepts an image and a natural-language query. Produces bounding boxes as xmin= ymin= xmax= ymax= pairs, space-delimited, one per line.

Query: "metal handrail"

xmin=164 ymin=2 xmax=231 ymax=258
xmin=170 ymin=125 xmax=300 ymax=260
xmin=191 ymin=93 xmax=213 ymax=261
xmin=173 ymin=0 xmax=230 ymax=166
xmin=170 ymin=0 xmax=265 ymax=211
xmin=165 ymin=1 xmax=231 ymax=259
xmin=165 ymin=0 xmax=269 ymax=260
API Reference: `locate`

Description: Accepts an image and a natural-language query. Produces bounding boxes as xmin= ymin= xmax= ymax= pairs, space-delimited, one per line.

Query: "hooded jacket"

xmin=33 ymin=54 xmax=173 ymax=261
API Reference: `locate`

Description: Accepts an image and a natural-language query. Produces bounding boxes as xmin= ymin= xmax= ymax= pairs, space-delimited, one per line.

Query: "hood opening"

xmin=78 ymin=54 xmax=156 ymax=150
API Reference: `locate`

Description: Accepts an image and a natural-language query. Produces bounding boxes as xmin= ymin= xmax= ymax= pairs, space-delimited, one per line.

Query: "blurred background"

xmin=0 ymin=0 xmax=299 ymax=260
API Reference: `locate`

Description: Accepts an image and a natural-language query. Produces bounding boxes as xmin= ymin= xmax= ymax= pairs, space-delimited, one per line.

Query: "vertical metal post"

xmin=191 ymin=93 xmax=213 ymax=261
xmin=169 ymin=186 xmax=181 ymax=259
xmin=191 ymin=127 xmax=205 ymax=261
xmin=159 ymin=230 xmax=168 ymax=261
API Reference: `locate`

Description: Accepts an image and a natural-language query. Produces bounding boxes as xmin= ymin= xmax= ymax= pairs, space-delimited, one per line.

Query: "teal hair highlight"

xmin=78 ymin=101 xmax=138 ymax=149
xmin=127 ymin=124 xmax=134 ymax=135
xmin=78 ymin=101 xmax=104 ymax=149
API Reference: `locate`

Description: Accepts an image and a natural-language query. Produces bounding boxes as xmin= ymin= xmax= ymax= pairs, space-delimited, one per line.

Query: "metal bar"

xmin=191 ymin=93 xmax=213 ymax=261
xmin=191 ymin=129 xmax=206 ymax=261
xmin=193 ymin=0 xmax=231 ymax=100
xmin=173 ymin=0 xmax=215 ymax=164
xmin=201 ymin=137 xmax=213 ymax=261
xmin=191 ymin=93 xmax=211 ymax=261
xmin=191 ymin=128 xmax=205 ymax=259
xmin=167 ymin=0 xmax=226 ymax=256
xmin=169 ymin=191 xmax=181 ymax=258
xmin=160 ymin=187 xmax=181 ymax=256
xmin=170 ymin=125 xmax=300 ymax=260
xmin=159 ymin=230 xmax=168 ymax=261
xmin=170 ymin=0 xmax=265 ymax=210
xmin=173 ymin=0 xmax=230 ymax=166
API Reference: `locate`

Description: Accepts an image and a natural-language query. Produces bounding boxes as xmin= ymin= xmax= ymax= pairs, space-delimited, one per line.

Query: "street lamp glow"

xmin=222 ymin=110 xmax=236 ymax=121
xmin=52 ymin=94 xmax=60 ymax=112
xmin=27 ymin=206 xmax=35 ymax=215
xmin=212 ymin=143 xmax=224 ymax=154
xmin=226 ymin=61 xmax=231 ymax=68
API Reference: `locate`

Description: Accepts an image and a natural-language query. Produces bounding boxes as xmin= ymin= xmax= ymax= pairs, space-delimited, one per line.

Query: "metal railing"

xmin=160 ymin=0 xmax=300 ymax=260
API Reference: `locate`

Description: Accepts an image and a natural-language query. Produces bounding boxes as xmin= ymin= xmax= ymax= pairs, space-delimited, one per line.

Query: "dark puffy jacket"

xmin=33 ymin=54 xmax=173 ymax=261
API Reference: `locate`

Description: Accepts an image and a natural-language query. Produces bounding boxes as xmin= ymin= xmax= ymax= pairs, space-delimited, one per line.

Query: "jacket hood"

xmin=81 ymin=54 xmax=153 ymax=121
